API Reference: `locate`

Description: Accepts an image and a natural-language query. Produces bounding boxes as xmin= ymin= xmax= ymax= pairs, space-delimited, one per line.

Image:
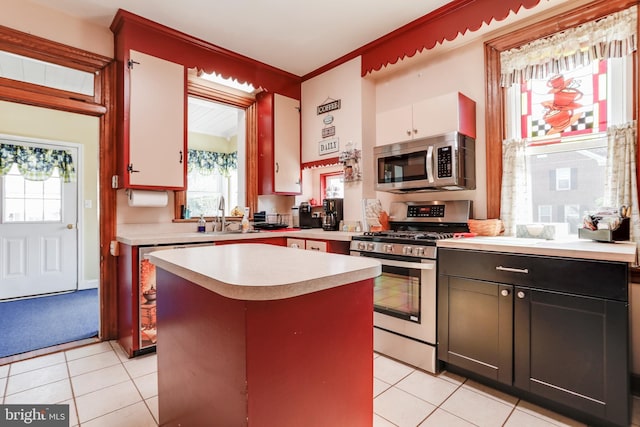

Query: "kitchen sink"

xmin=208 ymin=230 xmax=262 ymax=235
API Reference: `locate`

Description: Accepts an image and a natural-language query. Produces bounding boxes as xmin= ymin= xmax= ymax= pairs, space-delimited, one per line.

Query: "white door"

xmin=0 ymin=139 xmax=78 ymax=300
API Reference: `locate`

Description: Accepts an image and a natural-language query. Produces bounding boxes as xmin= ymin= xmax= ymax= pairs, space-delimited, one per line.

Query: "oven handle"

xmin=378 ymin=258 xmax=435 ymax=270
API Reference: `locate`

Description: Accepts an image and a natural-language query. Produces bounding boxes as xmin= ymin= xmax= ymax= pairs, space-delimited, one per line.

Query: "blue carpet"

xmin=0 ymin=289 xmax=98 ymax=358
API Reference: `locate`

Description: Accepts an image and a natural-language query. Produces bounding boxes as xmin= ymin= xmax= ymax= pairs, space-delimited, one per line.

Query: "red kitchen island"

xmin=147 ymin=243 xmax=381 ymax=427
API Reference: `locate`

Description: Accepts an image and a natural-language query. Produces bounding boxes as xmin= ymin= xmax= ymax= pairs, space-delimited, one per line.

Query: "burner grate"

xmin=363 ymin=231 xmax=454 ymax=241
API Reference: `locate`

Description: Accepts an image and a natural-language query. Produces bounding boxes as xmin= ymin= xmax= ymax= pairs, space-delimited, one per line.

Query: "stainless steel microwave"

xmin=374 ymin=132 xmax=475 ymax=193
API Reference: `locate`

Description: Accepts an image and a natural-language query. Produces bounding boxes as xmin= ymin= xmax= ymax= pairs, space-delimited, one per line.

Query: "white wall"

xmin=0 ymin=101 xmax=100 ymax=287
xmin=371 ymin=40 xmax=487 ymax=218
xmin=0 ymin=0 xmax=113 ymax=58
xmin=301 ymin=57 xmax=370 ymax=223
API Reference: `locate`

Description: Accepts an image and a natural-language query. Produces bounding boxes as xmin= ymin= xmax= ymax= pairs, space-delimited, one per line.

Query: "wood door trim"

xmin=0 ymin=25 xmax=118 ymax=341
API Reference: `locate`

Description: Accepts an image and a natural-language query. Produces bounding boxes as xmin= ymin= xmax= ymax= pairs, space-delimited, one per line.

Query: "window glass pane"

xmin=528 ymin=145 xmax=606 ymax=233
xmin=186 ymin=96 xmax=244 ymax=218
xmin=24 ymin=179 xmax=43 ymax=198
xmin=2 ymin=165 xmax=63 ymax=223
xmin=24 ymin=199 xmax=44 ymax=221
xmin=0 ymin=50 xmax=95 ymax=96
xmin=521 ymin=62 xmax=605 ymax=142
xmin=326 ymin=176 xmax=344 ymax=198
xmin=43 ymin=176 xmax=62 ymax=198
xmin=4 ymin=173 xmax=23 ymax=198
xmin=43 ymin=199 xmax=61 ymax=221
xmin=4 ymin=198 xmax=24 ymax=222
xmin=186 ymin=170 xmax=227 ymax=217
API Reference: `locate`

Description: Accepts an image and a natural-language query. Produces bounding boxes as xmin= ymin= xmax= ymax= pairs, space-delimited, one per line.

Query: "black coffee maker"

xmin=299 ymin=202 xmax=321 ymax=229
xmin=322 ymin=198 xmax=344 ymax=231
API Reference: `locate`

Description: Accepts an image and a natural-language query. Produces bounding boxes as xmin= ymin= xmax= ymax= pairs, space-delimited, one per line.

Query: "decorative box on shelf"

xmin=339 ymin=144 xmax=362 ymax=182
xmin=578 ymin=217 xmax=630 ymax=242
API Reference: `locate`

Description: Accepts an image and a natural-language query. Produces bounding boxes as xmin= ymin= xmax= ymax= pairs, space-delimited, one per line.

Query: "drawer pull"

xmin=500 ymin=289 xmax=510 ymax=297
xmin=517 ymin=291 xmax=526 ymax=299
xmin=496 ymin=266 xmax=529 ymax=274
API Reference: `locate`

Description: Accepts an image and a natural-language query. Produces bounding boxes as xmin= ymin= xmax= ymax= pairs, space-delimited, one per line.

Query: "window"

xmin=504 ymin=60 xmax=623 ymax=232
xmin=537 ymin=205 xmax=552 ymax=223
xmin=320 ymin=172 xmax=344 ymax=200
xmin=492 ymin=5 xmax=636 ymax=235
xmin=484 ymin=2 xmax=636 ymax=223
xmin=3 ymin=164 xmax=62 ymax=222
xmin=0 ymin=50 xmax=95 ymax=96
xmin=554 ymin=168 xmax=572 ymax=191
xmin=185 ymin=97 xmax=244 ymax=218
xmin=0 ymin=142 xmax=76 ymax=223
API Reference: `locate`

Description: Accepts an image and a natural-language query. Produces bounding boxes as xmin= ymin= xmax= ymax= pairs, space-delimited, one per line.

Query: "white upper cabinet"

xmin=376 ymin=104 xmax=414 ymax=146
xmin=258 ymin=92 xmax=301 ymax=195
xmin=273 ymin=94 xmax=301 ymax=193
xmin=127 ymin=50 xmax=186 ymax=189
xmin=376 ymin=92 xmax=476 ymax=146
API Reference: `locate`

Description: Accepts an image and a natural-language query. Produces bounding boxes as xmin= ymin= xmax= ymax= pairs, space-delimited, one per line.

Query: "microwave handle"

xmin=426 ymin=145 xmax=435 ymax=183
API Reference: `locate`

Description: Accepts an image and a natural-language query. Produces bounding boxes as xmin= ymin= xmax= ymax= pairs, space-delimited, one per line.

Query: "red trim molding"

xmin=301 ymin=157 xmax=340 ymax=169
xmin=360 ymin=0 xmax=542 ymax=76
xmin=110 ymin=9 xmax=301 ymax=99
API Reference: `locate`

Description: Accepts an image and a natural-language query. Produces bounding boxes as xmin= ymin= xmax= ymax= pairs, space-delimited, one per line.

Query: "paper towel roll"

xmin=127 ymin=190 xmax=169 ymax=207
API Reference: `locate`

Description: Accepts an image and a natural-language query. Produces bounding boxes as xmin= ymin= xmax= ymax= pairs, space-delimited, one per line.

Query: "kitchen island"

xmin=147 ymin=243 xmax=381 ymax=427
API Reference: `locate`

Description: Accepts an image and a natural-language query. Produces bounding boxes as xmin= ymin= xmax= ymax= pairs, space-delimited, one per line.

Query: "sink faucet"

xmin=217 ymin=195 xmax=225 ymax=232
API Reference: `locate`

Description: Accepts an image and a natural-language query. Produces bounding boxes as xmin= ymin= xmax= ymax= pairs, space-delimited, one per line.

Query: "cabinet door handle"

xmin=496 ymin=266 xmax=529 ymax=274
xmin=517 ymin=291 xmax=526 ymax=299
xmin=276 ymin=162 xmax=279 ymax=173
xmin=406 ymin=130 xmax=412 ymax=136
xmin=500 ymin=289 xmax=510 ymax=297
xmin=179 ymin=150 xmax=183 ymax=164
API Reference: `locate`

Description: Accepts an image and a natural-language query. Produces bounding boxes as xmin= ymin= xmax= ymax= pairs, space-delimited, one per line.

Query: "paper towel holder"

xmin=126 ymin=189 xmax=169 ymax=207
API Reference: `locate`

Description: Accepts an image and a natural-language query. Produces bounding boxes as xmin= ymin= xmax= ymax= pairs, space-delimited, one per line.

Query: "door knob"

xmin=66 ymin=224 xmax=74 ymax=229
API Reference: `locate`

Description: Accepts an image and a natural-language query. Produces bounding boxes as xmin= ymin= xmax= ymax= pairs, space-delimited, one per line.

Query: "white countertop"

xmin=147 ymin=243 xmax=381 ymax=301
xmin=117 ymin=228 xmax=358 ymax=246
xmin=437 ymin=236 xmax=638 ymax=264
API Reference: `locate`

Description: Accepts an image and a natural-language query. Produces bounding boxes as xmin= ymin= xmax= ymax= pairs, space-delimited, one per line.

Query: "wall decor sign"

xmin=323 ymin=115 xmax=334 ymax=125
xmin=317 ymin=99 xmax=341 ymax=115
xmin=318 ymin=137 xmax=339 ymax=156
xmin=322 ymin=126 xmax=335 ymax=138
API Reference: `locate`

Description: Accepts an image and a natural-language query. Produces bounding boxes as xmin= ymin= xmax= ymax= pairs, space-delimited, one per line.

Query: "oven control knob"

xmin=357 ymin=242 xmax=366 ymax=251
xmin=414 ymin=247 xmax=425 ymax=257
xmin=366 ymin=243 xmax=375 ymax=251
xmin=383 ymin=244 xmax=393 ymax=253
xmin=402 ymin=246 xmax=413 ymax=255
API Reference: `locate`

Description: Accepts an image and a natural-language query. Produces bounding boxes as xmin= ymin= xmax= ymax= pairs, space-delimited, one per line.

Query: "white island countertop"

xmin=147 ymin=243 xmax=381 ymax=301
xmin=437 ymin=236 xmax=637 ymax=264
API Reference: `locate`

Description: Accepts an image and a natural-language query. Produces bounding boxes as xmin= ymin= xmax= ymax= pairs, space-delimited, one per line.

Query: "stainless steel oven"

xmin=352 ymin=250 xmax=437 ymax=372
xmin=350 ymin=200 xmax=471 ymax=373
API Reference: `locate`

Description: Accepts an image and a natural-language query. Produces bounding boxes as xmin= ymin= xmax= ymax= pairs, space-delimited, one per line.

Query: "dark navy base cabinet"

xmin=438 ymin=248 xmax=629 ymax=427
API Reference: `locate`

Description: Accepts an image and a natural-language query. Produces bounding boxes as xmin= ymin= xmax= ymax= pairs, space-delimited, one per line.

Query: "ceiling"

xmin=9 ymin=0 xmax=571 ymax=138
xmin=20 ymin=0 xmax=460 ymax=139
xmin=27 ymin=0 xmax=454 ymax=77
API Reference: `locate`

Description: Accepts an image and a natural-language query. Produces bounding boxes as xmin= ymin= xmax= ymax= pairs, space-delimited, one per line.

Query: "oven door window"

xmin=378 ymin=151 xmax=427 ymax=184
xmin=374 ymin=264 xmax=421 ymax=322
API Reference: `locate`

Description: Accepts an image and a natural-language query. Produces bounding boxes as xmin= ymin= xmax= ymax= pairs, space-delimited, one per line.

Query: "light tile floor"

xmin=1 ymin=341 xmax=639 ymax=426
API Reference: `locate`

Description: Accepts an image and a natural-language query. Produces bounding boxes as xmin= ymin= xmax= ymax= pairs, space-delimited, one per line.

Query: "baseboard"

xmin=78 ymin=279 xmax=99 ymax=291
